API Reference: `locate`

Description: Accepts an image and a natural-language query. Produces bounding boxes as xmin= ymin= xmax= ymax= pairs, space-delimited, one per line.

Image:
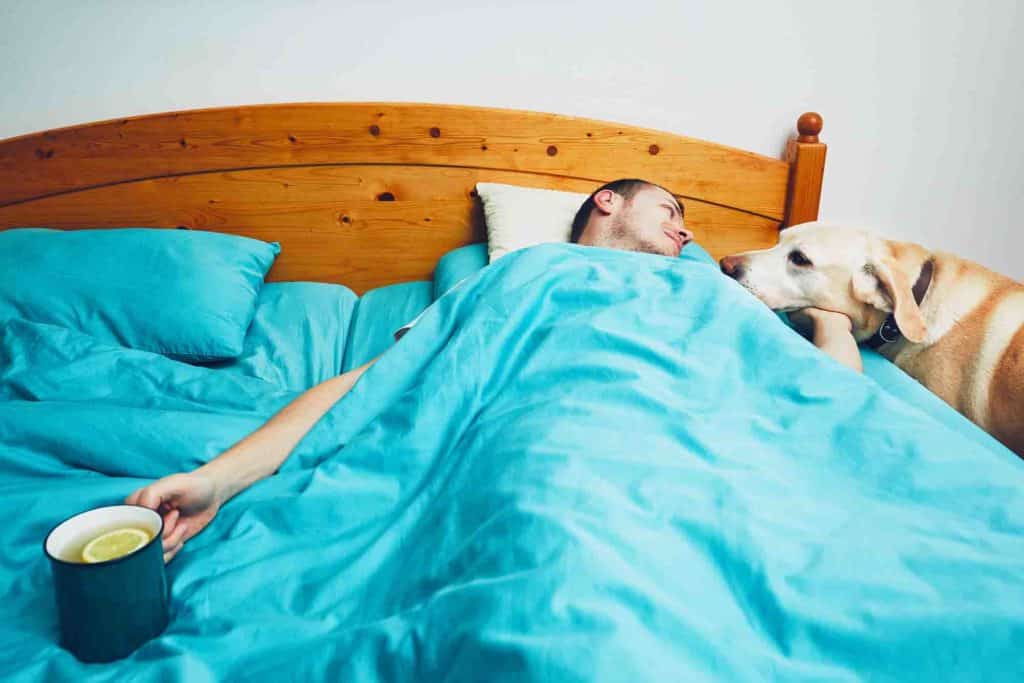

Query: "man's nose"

xmin=719 ymin=255 xmax=746 ymax=278
xmin=677 ymin=225 xmax=694 ymax=245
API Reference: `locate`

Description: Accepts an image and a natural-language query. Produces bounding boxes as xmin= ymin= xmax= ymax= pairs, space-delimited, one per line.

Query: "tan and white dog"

xmin=719 ymin=222 xmax=1023 ymax=457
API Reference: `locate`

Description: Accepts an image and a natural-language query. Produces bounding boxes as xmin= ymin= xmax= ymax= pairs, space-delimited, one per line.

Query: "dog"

xmin=719 ymin=221 xmax=1024 ymax=457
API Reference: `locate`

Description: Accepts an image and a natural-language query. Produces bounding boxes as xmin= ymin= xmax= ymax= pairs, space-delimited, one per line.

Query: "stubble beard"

xmin=607 ymin=214 xmax=673 ymax=257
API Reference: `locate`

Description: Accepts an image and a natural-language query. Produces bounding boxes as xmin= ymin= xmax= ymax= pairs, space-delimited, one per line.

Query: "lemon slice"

xmin=81 ymin=527 xmax=152 ymax=563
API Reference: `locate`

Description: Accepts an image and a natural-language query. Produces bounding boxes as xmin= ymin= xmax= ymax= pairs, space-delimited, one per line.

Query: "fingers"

xmin=161 ymin=519 xmax=188 ymax=554
xmin=163 ymin=540 xmax=185 ymax=564
xmin=806 ymin=308 xmax=854 ymax=333
xmin=823 ymin=310 xmax=854 ymax=333
xmin=126 ymin=474 xmax=186 ymax=511
xmin=124 ymin=487 xmax=143 ymax=506
xmin=162 ymin=522 xmax=189 ymax=563
xmin=137 ymin=485 xmax=167 ymax=511
xmin=161 ymin=507 xmax=180 ymax=539
xmin=125 ymin=483 xmax=166 ymax=510
xmin=125 ymin=473 xmax=203 ymax=564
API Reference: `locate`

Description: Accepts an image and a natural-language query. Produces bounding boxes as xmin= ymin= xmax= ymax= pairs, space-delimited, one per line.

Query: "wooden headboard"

xmin=0 ymin=103 xmax=826 ymax=294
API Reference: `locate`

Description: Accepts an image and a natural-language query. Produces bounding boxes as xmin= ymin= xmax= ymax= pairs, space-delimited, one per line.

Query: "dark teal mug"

xmin=43 ymin=504 xmax=169 ymax=662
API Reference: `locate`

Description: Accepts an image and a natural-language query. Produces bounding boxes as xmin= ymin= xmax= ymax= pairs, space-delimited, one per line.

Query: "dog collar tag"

xmin=877 ymin=316 xmax=902 ymax=343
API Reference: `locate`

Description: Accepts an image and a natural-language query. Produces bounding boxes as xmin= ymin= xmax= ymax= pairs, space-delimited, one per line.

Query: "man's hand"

xmin=122 ymin=357 xmax=379 ymax=564
xmin=126 ymin=472 xmax=222 ymax=563
xmin=788 ymin=307 xmax=862 ymax=373
xmin=787 ymin=307 xmax=853 ymax=338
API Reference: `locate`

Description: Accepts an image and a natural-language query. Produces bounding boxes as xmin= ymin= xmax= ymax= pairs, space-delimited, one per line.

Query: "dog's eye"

xmin=788 ymin=250 xmax=813 ymax=267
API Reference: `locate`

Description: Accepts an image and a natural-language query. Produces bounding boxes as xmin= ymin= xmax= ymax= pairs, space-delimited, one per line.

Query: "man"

xmin=128 ymin=179 xmax=858 ymax=562
xmin=572 ymin=178 xmax=690 ymax=257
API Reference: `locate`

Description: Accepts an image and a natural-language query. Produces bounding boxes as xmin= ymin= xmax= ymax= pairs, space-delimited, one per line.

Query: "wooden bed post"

xmin=782 ymin=112 xmax=826 ymax=228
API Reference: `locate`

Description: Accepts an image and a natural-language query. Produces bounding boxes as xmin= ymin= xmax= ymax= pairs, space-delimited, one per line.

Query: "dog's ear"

xmin=851 ymin=244 xmax=927 ymax=343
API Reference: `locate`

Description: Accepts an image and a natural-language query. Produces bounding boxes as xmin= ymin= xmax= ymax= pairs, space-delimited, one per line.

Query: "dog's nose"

xmin=719 ymin=255 xmax=745 ymax=278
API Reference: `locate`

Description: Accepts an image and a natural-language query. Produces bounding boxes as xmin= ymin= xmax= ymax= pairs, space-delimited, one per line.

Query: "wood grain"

xmin=0 ymin=105 xmax=825 ymax=290
xmin=0 ymin=165 xmax=778 ymax=293
xmin=0 ymin=102 xmax=790 ymax=220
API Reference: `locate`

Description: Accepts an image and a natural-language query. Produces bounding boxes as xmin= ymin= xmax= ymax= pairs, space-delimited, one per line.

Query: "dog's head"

xmin=719 ymin=222 xmax=928 ymax=343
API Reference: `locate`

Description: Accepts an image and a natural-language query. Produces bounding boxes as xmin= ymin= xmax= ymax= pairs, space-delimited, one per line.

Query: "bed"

xmin=1 ymin=104 xmax=1021 ymax=681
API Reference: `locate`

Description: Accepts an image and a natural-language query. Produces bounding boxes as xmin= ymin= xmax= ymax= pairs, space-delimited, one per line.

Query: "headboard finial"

xmin=796 ymin=112 xmax=823 ymax=143
xmin=784 ymin=111 xmax=827 ymax=227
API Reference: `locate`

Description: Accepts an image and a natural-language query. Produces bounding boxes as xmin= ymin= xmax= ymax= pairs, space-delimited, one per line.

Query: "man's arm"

xmin=126 ymin=357 xmax=377 ymax=562
xmin=200 ymin=356 xmax=377 ymax=500
xmin=791 ymin=308 xmax=863 ymax=373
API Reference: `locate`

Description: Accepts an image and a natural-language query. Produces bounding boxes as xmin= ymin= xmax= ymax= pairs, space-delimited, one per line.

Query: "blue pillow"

xmin=343 ymin=281 xmax=434 ymax=371
xmin=0 ymin=228 xmax=279 ymax=361
xmin=434 ymin=244 xmax=488 ymax=299
xmin=208 ymin=282 xmax=358 ymax=390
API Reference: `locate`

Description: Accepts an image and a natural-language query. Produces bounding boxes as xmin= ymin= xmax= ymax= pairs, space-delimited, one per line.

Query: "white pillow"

xmin=476 ymin=182 xmax=590 ymax=263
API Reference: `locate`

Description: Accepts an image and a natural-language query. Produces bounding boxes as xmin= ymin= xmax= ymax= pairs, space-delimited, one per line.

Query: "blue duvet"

xmin=1 ymin=244 xmax=1021 ymax=681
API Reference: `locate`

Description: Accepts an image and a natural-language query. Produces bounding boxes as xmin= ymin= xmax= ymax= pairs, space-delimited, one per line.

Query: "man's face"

xmin=601 ymin=185 xmax=692 ymax=257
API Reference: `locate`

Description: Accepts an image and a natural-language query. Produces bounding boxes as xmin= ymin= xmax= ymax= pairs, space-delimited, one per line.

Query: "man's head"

xmin=570 ymin=179 xmax=693 ymax=257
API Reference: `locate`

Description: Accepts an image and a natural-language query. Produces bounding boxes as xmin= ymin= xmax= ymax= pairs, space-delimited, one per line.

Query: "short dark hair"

xmin=569 ymin=178 xmax=672 ymax=243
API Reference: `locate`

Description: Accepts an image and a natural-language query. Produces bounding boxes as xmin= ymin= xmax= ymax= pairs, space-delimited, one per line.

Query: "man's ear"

xmin=851 ymin=244 xmax=927 ymax=343
xmin=591 ymin=189 xmax=619 ymax=216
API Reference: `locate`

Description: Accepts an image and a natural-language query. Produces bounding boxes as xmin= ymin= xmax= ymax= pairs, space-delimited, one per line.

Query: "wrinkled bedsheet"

xmin=1 ymin=244 xmax=1021 ymax=681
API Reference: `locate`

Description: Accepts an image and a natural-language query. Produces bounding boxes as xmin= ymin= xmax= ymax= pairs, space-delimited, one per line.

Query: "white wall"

xmin=2 ymin=0 xmax=1021 ymax=278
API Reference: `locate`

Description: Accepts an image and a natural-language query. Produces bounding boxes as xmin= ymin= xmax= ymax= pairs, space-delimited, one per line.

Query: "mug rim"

xmin=43 ymin=504 xmax=164 ymax=568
